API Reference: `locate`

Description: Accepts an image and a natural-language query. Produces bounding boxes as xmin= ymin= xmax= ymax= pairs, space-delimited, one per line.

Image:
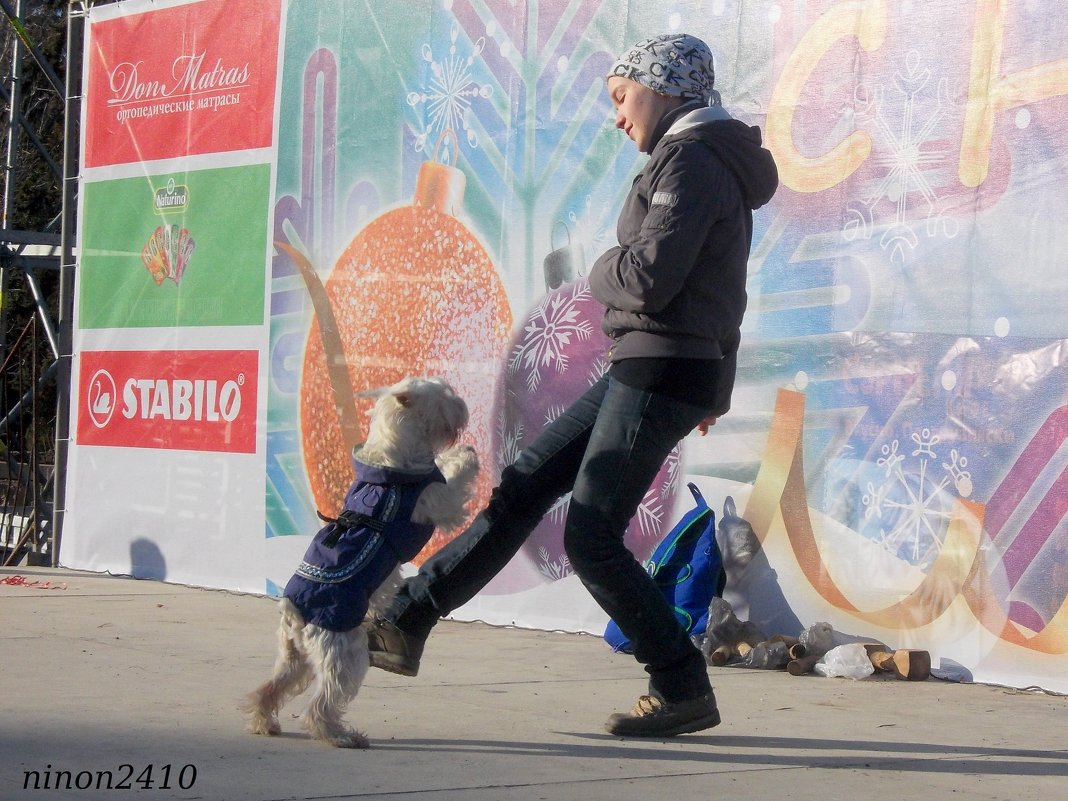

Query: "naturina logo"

xmin=154 ymin=178 xmax=189 ymax=213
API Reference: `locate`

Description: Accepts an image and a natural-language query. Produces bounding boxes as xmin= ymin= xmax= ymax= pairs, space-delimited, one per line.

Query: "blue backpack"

xmin=604 ymin=483 xmax=727 ymax=653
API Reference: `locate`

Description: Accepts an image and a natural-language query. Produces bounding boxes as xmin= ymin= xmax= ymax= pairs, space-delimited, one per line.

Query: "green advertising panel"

xmin=79 ymin=164 xmax=270 ymax=328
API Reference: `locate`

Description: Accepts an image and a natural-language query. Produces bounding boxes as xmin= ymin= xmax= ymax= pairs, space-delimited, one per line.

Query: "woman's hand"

xmin=695 ymin=415 xmax=718 ymax=436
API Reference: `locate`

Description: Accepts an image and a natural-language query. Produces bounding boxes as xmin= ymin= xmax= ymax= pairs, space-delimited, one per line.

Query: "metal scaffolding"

xmin=0 ymin=1 xmax=88 ymax=566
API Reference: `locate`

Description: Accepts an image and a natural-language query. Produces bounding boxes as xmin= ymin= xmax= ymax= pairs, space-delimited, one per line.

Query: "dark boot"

xmin=364 ymin=618 xmax=426 ymax=676
xmin=605 ymin=692 xmax=721 ymax=737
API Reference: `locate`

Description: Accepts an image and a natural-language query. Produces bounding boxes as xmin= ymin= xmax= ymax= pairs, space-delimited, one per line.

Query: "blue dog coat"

xmin=284 ymin=456 xmax=445 ymax=632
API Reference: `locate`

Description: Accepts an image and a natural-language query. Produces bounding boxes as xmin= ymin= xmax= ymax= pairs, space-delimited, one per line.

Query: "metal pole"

xmin=0 ymin=359 xmax=57 ymax=439
xmin=23 ymin=267 xmax=60 ymax=360
xmin=0 ymin=0 xmax=64 ymax=97
xmin=0 ymin=78 xmax=64 ymax=183
xmin=1 ymin=0 xmax=24 ymax=359
xmin=52 ymin=0 xmax=83 ymax=566
xmin=1 ymin=0 xmax=22 ymax=228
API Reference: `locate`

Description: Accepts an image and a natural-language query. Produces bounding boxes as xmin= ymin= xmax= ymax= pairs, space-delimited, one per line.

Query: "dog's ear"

xmin=355 ymin=385 xmax=388 ymax=399
xmin=395 ymin=392 xmax=412 ymax=408
xmin=437 ymin=391 xmax=469 ymax=442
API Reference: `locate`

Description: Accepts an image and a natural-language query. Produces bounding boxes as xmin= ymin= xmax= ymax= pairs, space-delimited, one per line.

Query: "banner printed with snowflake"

xmin=259 ymin=0 xmax=1068 ymax=692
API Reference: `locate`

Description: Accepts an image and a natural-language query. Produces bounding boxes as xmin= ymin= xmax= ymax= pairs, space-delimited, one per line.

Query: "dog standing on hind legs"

xmin=242 ymin=377 xmax=478 ymax=748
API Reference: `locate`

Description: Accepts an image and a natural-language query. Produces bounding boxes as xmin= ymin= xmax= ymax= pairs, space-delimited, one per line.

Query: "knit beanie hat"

xmin=608 ymin=33 xmax=720 ymax=106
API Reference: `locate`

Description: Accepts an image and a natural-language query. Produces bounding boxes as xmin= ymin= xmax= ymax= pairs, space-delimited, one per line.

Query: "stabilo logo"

xmin=77 ymin=350 xmax=258 ymax=454
xmin=121 ymin=375 xmax=244 ymax=423
xmin=86 ymin=368 xmax=118 ymax=429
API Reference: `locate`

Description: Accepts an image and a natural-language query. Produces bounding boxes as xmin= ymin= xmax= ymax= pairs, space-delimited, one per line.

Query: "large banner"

xmin=63 ymin=0 xmax=1068 ymax=693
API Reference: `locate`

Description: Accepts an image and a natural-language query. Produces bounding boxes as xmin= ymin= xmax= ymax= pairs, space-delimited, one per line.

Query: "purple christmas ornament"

xmin=494 ymin=279 xmax=680 ymax=583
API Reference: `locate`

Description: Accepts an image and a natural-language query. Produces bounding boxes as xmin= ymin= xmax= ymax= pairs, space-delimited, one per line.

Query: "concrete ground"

xmin=2 ymin=565 xmax=1066 ymax=801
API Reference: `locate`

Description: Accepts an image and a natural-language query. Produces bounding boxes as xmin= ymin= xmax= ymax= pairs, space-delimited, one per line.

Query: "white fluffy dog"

xmin=242 ymin=377 xmax=478 ymax=748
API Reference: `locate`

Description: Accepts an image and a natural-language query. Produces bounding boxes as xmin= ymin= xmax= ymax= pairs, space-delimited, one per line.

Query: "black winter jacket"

xmin=588 ymin=105 xmax=778 ymax=363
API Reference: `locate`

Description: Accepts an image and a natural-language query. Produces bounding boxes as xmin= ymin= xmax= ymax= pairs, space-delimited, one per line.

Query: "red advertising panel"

xmin=83 ymin=0 xmax=281 ymax=167
xmin=77 ymin=350 xmax=259 ymax=454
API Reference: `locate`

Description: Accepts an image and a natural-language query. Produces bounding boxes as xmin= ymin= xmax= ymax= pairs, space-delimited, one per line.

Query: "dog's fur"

xmin=241 ymin=377 xmax=478 ymax=748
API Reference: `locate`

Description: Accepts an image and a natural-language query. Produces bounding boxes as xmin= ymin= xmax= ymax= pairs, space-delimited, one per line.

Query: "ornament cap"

xmin=413 ymin=128 xmax=466 ymax=215
xmin=414 ymin=160 xmax=466 ymax=215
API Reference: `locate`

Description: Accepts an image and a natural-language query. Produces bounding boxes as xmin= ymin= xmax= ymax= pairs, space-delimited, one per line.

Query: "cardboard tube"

xmin=787 ymin=653 xmax=823 ymax=676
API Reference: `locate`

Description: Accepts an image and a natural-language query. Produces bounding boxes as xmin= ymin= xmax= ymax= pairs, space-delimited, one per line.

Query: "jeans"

xmin=383 ymin=374 xmax=714 ymax=702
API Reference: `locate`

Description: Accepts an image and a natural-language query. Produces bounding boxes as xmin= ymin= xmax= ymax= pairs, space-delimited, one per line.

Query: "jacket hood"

xmin=662 ymin=107 xmax=779 ymax=209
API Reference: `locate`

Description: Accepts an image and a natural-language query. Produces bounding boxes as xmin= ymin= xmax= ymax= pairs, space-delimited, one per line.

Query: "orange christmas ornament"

xmin=293 ymin=131 xmax=512 ymax=564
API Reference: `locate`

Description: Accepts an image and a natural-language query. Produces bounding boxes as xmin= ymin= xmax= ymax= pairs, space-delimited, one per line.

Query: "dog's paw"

xmin=244 ymin=709 xmax=282 ymax=736
xmin=247 ymin=719 xmax=282 ymax=736
xmin=329 ymin=729 xmax=370 ymax=749
xmin=436 ymin=444 xmax=479 ymax=482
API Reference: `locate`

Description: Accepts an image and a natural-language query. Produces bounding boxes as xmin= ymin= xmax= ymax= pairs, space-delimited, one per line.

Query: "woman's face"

xmin=607 ymin=76 xmax=682 ymax=153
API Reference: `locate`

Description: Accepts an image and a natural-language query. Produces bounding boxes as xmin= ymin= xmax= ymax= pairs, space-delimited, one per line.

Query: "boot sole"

xmin=368 ymin=652 xmax=420 ymax=677
xmin=606 ymin=707 xmax=721 ymax=737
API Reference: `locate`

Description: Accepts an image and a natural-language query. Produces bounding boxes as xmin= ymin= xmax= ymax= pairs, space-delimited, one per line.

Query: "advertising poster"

xmin=62 ymin=0 xmax=282 ymax=588
xmin=82 ymin=0 xmax=279 ymax=167
xmin=78 ymin=166 xmax=270 ymax=329
xmin=62 ymin=0 xmax=1068 ymax=693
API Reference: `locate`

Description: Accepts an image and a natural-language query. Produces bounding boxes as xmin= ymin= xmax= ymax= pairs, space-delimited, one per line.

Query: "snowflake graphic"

xmin=627 ymin=447 xmax=681 ymax=542
xmin=507 ymin=282 xmax=594 ymax=392
xmin=537 ymin=547 xmax=571 ymax=581
xmin=844 ymin=51 xmax=959 ymax=262
xmin=496 ymin=420 xmax=524 ymax=471
xmin=538 ymin=446 xmax=679 ymax=563
xmin=547 ymin=494 xmax=570 ymax=529
xmin=543 ymin=403 xmax=567 ymax=428
xmin=661 ymin=446 xmax=682 ymax=498
xmin=541 ymin=477 xmax=670 ymax=568
xmin=588 ymin=354 xmax=610 ymax=384
xmin=634 ymin=486 xmax=667 ymax=541
xmin=860 ymin=427 xmax=974 ymax=568
xmin=407 ymin=24 xmax=493 ymax=155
